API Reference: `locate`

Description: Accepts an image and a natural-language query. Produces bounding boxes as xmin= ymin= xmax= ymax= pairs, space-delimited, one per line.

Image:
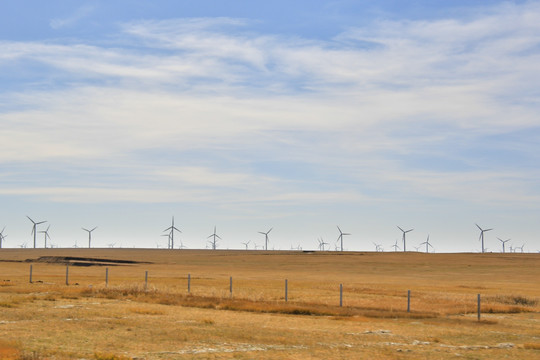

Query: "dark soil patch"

xmin=23 ymin=256 xmax=152 ymax=266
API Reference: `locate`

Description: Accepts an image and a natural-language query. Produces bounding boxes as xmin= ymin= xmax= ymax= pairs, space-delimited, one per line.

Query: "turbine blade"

xmin=397 ymin=226 xmax=404 ymax=232
xmin=27 ymin=216 xmax=35 ymax=224
xmin=91 ymin=227 xmax=97 ymax=232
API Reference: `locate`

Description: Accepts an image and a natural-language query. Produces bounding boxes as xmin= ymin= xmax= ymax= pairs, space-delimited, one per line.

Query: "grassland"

xmin=0 ymin=249 xmax=538 ymax=359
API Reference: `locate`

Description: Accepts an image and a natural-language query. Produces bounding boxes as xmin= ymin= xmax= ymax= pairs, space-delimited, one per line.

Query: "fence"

xmin=21 ymin=264 xmax=492 ymax=320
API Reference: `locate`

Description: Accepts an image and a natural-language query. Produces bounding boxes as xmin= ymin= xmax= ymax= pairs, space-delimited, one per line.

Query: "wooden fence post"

xmin=477 ymin=294 xmax=481 ymax=321
xmin=230 ymin=276 xmax=233 ymax=298
xmin=340 ymin=284 xmax=343 ymax=307
xmin=188 ymin=273 xmax=191 ymax=293
xmin=65 ymin=265 xmax=69 ymax=286
xmin=29 ymin=264 xmax=33 ymax=284
xmin=407 ymin=290 xmax=411 ymax=312
xmin=285 ymin=279 xmax=288 ymax=302
xmin=144 ymin=271 xmax=148 ymax=291
xmin=105 ymin=267 xmax=109 ymax=287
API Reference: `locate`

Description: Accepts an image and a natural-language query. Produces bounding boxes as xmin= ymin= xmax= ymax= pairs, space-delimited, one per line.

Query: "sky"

xmin=1 ymin=1 xmax=539 ymax=252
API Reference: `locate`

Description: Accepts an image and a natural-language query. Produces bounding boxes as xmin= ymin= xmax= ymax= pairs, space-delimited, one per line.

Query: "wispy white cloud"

xmin=49 ymin=5 xmax=95 ymax=29
xmin=1 ymin=1 xmax=540 ymax=213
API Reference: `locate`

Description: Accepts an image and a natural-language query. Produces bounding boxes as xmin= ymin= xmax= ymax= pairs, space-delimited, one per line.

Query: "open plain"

xmin=0 ymin=249 xmax=538 ymax=359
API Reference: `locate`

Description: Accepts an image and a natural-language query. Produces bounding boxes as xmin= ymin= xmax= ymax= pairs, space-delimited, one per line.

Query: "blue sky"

xmin=1 ymin=1 xmax=539 ymax=252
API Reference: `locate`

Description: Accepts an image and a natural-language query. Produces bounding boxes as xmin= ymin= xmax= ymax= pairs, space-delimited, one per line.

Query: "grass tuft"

xmin=94 ymin=353 xmax=131 ymax=360
xmin=488 ymin=294 xmax=538 ymax=307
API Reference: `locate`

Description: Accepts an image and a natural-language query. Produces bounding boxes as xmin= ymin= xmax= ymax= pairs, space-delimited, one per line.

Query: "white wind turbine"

xmin=397 ymin=226 xmax=413 ymax=252
xmin=420 ymin=235 xmax=433 ymax=253
xmin=241 ymin=240 xmax=251 ymax=250
xmin=0 ymin=227 xmax=7 ymax=248
xmin=82 ymin=227 xmax=97 ymax=248
xmin=391 ymin=239 xmax=400 ymax=252
xmin=497 ymin=237 xmax=510 ymax=253
xmin=27 ymin=216 xmax=46 ymax=248
xmin=164 ymin=217 xmax=181 ymax=249
xmin=336 ymin=226 xmax=350 ymax=252
xmin=476 ymin=224 xmax=492 ymax=253
xmin=39 ymin=225 xmax=52 ymax=248
xmin=259 ymin=228 xmax=272 ymax=251
xmin=207 ymin=226 xmax=221 ymax=250
xmin=318 ymin=238 xmax=329 ymax=251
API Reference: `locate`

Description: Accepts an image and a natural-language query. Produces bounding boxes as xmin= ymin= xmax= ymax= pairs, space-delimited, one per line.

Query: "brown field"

xmin=0 ymin=249 xmax=538 ymax=359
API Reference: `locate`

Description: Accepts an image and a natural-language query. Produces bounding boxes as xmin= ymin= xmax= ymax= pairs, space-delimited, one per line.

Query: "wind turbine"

xmin=82 ymin=227 xmax=97 ymax=248
xmin=259 ymin=228 xmax=272 ymax=251
xmin=517 ymin=244 xmax=525 ymax=253
xmin=336 ymin=226 xmax=350 ymax=252
xmin=39 ymin=225 xmax=51 ymax=248
xmin=420 ymin=235 xmax=433 ymax=253
xmin=397 ymin=226 xmax=413 ymax=252
xmin=372 ymin=242 xmax=382 ymax=252
xmin=497 ymin=237 xmax=510 ymax=253
xmin=391 ymin=239 xmax=400 ymax=252
xmin=207 ymin=226 xmax=221 ymax=250
xmin=475 ymin=224 xmax=492 ymax=253
xmin=163 ymin=217 xmax=181 ymax=249
xmin=318 ymin=238 xmax=329 ymax=251
xmin=27 ymin=216 xmax=46 ymax=248
xmin=0 ymin=227 xmax=6 ymax=248
xmin=241 ymin=240 xmax=251 ymax=250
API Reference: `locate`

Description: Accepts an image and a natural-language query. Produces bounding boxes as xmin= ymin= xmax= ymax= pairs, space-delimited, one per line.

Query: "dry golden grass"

xmin=0 ymin=249 xmax=538 ymax=359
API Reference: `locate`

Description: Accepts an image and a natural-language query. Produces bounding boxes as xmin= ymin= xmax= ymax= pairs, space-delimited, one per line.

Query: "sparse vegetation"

xmin=0 ymin=249 xmax=538 ymax=359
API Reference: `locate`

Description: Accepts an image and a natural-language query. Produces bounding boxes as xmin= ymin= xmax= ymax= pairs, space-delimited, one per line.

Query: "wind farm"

xmin=2 ymin=0 xmax=540 ymax=358
xmin=0 ymin=215 xmax=536 ymax=254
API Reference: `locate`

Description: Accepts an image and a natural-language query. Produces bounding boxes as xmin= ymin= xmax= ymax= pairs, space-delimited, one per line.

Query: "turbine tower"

xmin=497 ymin=237 xmax=510 ymax=253
xmin=27 ymin=216 xmax=46 ymax=248
xmin=241 ymin=240 xmax=250 ymax=250
xmin=207 ymin=226 xmax=221 ymax=250
xmin=397 ymin=226 xmax=413 ymax=252
xmin=336 ymin=226 xmax=350 ymax=252
xmin=0 ymin=227 xmax=7 ymax=248
xmin=475 ymin=224 xmax=492 ymax=253
xmin=82 ymin=227 xmax=97 ymax=248
xmin=391 ymin=239 xmax=400 ymax=252
xmin=420 ymin=235 xmax=433 ymax=253
xmin=39 ymin=225 xmax=52 ymax=248
xmin=259 ymin=228 xmax=272 ymax=251
xmin=164 ymin=217 xmax=181 ymax=249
